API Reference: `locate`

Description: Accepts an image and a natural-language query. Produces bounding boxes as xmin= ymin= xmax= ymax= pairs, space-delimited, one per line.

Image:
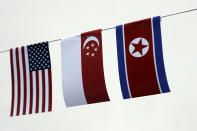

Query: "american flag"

xmin=10 ymin=42 xmax=52 ymax=116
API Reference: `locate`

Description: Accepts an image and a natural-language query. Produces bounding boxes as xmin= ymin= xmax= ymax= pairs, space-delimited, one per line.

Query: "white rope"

xmin=0 ymin=8 xmax=197 ymax=54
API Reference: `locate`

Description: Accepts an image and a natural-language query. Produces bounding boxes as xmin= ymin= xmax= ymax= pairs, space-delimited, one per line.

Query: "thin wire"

xmin=161 ymin=8 xmax=197 ymax=18
xmin=0 ymin=8 xmax=197 ymax=54
xmin=0 ymin=49 xmax=10 ymax=53
xmin=102 ymin=8 xmax=197 ymax=31
xmin=48 ymin=39 xmax=61 ymax=43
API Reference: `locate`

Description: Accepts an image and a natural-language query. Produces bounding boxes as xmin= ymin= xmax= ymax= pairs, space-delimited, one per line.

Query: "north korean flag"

xmin=116 ymin=16 xmax=170 ymax=99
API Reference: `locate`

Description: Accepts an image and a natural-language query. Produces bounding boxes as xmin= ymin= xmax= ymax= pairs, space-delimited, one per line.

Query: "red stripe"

xmin=15 ymin=48 xmax=21 ymax=116
xmin=21 ymin=47 xmax=27 ymax=115
xmin=10 ymin=49 xmax=15 ymax=116
xmin=29 ymin=72 xmax=33 ymax=114
xmin=81 ymin=29 xmax=110 ymax=104
xmin=42 ymin=70 xmax=46 ymax=112
xmin=124 ymin=18 xmax=160 ymax=97
xmin=48 ymin=69 xmax=52 ymax=111
xmin=35 ymin=71 xmax=39 ymax=113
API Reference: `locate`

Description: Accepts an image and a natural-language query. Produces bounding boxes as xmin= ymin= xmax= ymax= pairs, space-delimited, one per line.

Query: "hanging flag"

xmin=61 ymin=29 xmax=110 ymax=107
xmin=116 ymin=16 xmax=170 ymax=99
xmin=10 ymin=42 xmax=52 ymax=116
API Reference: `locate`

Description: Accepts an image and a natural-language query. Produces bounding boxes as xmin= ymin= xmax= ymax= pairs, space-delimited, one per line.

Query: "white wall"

xmin=0 ymin=0 xmax=197 ymax=131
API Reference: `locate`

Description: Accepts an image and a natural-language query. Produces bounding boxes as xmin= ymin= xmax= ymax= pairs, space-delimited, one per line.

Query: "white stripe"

xmin=24 ymin=47 xmax=30 ymax=115
xmin=61 ymin=35 xmax=87 ymax=107
xmin=122 ymin=26 xmax=132 ymax=98
xmin=32 ymin=71 xmax=36 ymax=114
xmin=38 ymin=70 xmax=42 ymax=113
xmin=45 ymin=69 xmax=49 ymax=112
xmin=12 ymin=49 xmax=18 ymax=116
xmin=18 ymin=48 xmax=24 ymax=115
xmin=151 ymin=18 xmax=162 ymax=93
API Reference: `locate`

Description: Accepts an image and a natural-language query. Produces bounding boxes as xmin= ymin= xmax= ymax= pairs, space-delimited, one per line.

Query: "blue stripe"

xmin=116 ymin=25 xmax=131 ymax=99
xmin=153 ymin=16 xmax=170 ymax=93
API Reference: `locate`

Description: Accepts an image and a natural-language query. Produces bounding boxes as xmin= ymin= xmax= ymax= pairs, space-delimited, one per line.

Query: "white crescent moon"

xmin=83 ymin=36 xmax=99 ymax=49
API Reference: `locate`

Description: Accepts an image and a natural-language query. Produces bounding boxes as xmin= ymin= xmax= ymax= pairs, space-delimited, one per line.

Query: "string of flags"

xmin=9 ymin=16 xmax=170 ymax=116
xmin=1 ymin=8 xmax=197 ymax=117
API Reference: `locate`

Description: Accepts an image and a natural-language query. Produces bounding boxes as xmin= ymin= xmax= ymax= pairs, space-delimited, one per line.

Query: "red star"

xmin=132 ymin=39 xmax=148 ymax=55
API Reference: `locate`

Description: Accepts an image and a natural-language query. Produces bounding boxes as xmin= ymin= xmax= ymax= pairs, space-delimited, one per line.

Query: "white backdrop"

xmin=0 ymin=0 xmax=197 ymax=131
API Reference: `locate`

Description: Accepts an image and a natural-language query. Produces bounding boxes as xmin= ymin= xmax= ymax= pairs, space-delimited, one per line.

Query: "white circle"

xmin=129 ymin=37 xmax=149 ymax=58
xmin=94 ymin=48 xmax=98 ymax=51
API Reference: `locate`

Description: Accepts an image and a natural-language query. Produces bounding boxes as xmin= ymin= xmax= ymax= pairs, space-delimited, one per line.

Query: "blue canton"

xmin=27 ymin=41 xmax=51 ymax=72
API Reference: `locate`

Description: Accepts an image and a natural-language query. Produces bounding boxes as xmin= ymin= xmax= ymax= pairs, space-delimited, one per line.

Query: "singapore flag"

xmin=61 ymin=29 xmax=110 ymax=107
xmin=116 ymin=16 xmax=170 ymax=99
